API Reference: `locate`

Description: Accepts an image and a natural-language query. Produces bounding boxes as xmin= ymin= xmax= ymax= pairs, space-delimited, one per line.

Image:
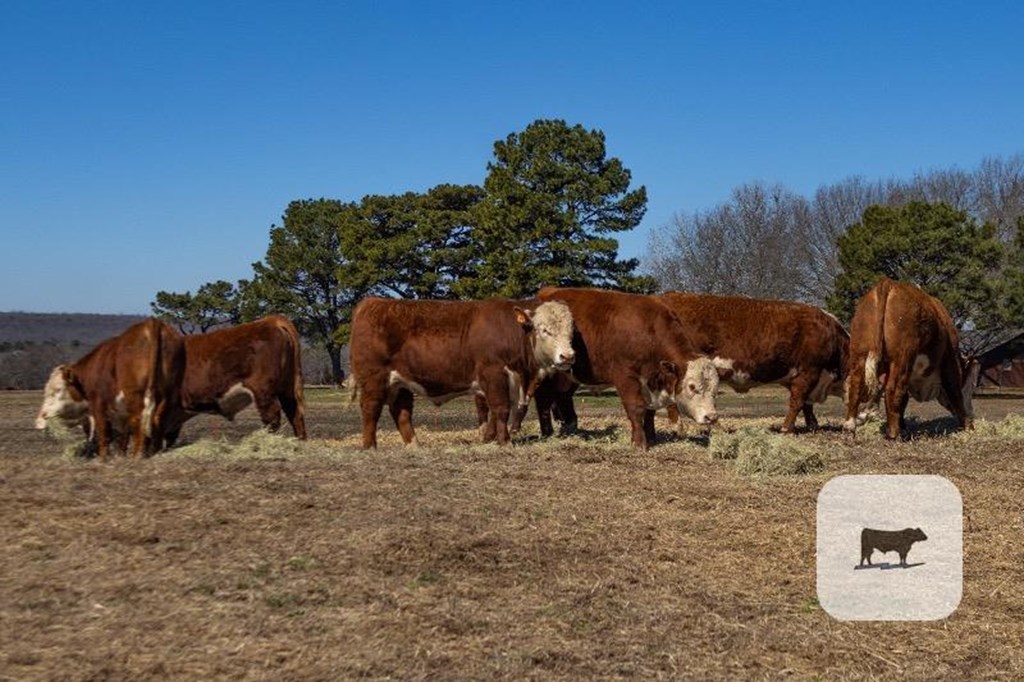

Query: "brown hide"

xmin=844 ymin=278 xmax=973 ymax=439
xmin=167 ymin=315 xmax=307 ymax=441
xmin=63 ymin=318 xmax=184 ymax=458
xmin=349 ymin=297 xmax=552 ymax=448
xmin=660 ymin=292 xmax=849 ymax=432
xmin=535 ymin=287 xmax=716 ymax=449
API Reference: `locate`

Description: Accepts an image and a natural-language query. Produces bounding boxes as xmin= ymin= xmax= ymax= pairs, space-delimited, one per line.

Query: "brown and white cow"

xmin=163 ymin=315 xmax=307 ymax=444
xmin=35 ymin=318 xmax=185 ymax=459
xmin=843 ymin=277 xmax=979 ymax=439
xmin=349 ymin=297 xmax=575 ymax=448
xmin=659 ymin=292 xmax=849 ymax=432
xmin=534 ymin=287 xmax=719 ymax=449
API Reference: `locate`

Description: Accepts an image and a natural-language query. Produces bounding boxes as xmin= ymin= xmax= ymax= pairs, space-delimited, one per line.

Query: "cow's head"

xmin=938 ymin=354 xmax=980 ymax=424
xmin=35 ymin=365 xmax=89 ymax=430
xmin=659 ymin=356 xmax=719 ymax=426
xmin=516 ymin=301 xmax=575 ymax=371
xmin=910 ymin=527 xmax=928 ymax=542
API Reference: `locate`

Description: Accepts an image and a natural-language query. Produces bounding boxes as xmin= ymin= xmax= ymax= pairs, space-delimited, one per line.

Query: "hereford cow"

xmin=349 ymin=297 xmax=575 ymax=448
xmin=659 ymin=292 xmax=849 ymax=432
xmin=35 ymin=318 xmax=185 ymax=459
xmin=843 ymin=278 xmax=979 ymax=439
xmin=535 ymin=287 xmax=719 ymax=449
xmin=163 ymin=315 xmax=307 ymax=443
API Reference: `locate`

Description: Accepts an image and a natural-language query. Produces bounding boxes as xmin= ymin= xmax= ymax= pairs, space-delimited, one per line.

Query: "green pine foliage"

xmin=827 ymin=201 xmax=1004 ymax=330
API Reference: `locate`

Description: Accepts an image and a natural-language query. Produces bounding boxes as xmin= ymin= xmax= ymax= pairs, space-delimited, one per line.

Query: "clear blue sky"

xmin=2 ymin=1 xmax=1022 ymax=314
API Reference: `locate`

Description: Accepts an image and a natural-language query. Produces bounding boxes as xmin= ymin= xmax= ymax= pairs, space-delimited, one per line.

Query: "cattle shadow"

xmin=854 ymin=562 xmax=925 ymax=570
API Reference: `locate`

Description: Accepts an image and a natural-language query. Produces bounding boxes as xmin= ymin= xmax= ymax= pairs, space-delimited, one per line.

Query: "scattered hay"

xmin=710 ymin=427 xmax=825 ymax=476
xmin=167 ymin=429 xmax=305 ymax=460
xmin=42 ymin=419 xmax=92 ymax=459
xmin=955 ymin=413 xmax=1024 ymax=441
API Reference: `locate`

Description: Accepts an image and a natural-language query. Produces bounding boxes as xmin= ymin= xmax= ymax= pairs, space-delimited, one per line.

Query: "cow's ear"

xmin=514 ymin=307 xmax=534 ymax=330
xmin=659 ymin=360 xmax=678 ymax=375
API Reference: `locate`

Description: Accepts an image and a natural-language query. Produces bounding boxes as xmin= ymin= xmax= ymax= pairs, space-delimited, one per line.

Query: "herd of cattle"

xmin=34 ymin=278 xmax=979 ymax=459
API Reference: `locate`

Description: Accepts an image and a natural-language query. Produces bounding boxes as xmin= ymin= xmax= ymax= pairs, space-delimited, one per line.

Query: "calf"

xmin=660 ymin=292 xmax=849 ymax=432
xmin=843 ymin=278 xmax=978 ymax=439
xmin=35 ymin=318 xmax=185 ymax=459
xmin=164 ymin=315 xmax=307 ymax=444
xmin=349 ymin=297 xmax=575 ymax=448
xmin=535 ymin=287 xmax=719 ymax=449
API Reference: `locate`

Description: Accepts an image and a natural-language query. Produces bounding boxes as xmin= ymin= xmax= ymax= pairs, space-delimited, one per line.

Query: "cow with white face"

xmin=35 ymin=365 xmax=91 ymax=432
xmin=534 ymin=287 xmax=720 ymax=450
xmin=350 ymin=297 xmax=575 ymax=448
xmin=34 ymin=318 xmax=185 ymax=459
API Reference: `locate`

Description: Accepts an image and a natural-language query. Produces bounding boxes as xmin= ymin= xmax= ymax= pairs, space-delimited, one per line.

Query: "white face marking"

xmin=217 ymin=383 xmax=256 ymax=418
xmin=674 ymin=357 xmax=720 ymax=425
xmin=35 ymin=366 xmax=88 ymax=430
xmin=529 ymin=301 xmax=575 ymax=371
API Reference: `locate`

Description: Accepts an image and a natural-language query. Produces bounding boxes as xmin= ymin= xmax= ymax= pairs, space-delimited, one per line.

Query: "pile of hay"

xmin=956 ymin=413 xmax=1024 ymax=441
xmin=44 ymin=419 xmax=92 ymax=459
xmin=168 ymin=429 xmax=306 ymax=460
xmin=709 ymin=427 xmax=825 ymax=477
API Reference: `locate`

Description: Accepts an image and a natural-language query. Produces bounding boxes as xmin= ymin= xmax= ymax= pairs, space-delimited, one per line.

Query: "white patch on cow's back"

xmin=218 ymin=383 xmax=255 ymax=419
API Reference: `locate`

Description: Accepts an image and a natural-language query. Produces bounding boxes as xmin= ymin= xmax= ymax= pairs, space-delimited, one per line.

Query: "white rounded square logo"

xmin=816 ymin=475 xmax=962 ymax=621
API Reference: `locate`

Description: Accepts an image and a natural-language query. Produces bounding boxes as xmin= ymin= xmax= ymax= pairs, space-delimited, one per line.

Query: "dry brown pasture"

xmin=2 ymin=386 xmax=1024 ymax=680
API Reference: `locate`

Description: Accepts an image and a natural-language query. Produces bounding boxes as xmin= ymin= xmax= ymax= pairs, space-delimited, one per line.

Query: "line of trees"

xmin=152 ymin=119 xmax=653 ymax=380
xmin=646 ymin=155 xmax=1024 ymax=351
xmin=152 ymin=117 xmax=1024 ymax=374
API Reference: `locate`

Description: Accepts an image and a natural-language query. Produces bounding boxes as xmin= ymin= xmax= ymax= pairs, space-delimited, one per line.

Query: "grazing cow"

xmin=860 ymin=527 xmax=927 ymax=567
xmin=349 ymin=297 xmax=575 ymax=448
xmin=659 ymin=292 xmax=849 ymax=432
xmin=534 ymin=287 xmax=719 ymax=449
xmin=163 ymin=315 xmax=307 ymax=444
xmin=35 ymin=318 xmax=185 ymax=459
xmin=843 ymin=278 xmax=979 ymax=439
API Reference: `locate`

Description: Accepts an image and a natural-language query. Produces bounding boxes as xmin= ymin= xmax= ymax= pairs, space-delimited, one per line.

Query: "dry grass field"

xmin=2 ymin=386 xmax=1024 ymax=680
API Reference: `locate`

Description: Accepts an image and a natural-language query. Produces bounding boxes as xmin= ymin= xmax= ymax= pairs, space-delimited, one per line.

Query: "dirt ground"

xmin=2 ymin=387 xmax=1023 ymax=680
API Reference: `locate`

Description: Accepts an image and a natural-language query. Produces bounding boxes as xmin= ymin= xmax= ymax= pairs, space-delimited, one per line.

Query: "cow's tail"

xmin=143 ymin=318 xmax=162 ymax=441
xmin=276 ymin=315 xmax=306 ymax=412
xmin=864 ymin=278 xmax=893 ymax=404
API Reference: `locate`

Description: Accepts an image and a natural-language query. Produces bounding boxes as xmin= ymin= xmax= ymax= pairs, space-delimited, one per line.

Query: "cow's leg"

xmin=553 ymin=385 xmax=579 ymax=435
xmin=665 ymin=404 xmax=680 ymax=425
xmin=280 ymin=392 xmax=307 ymax=440
xmin=257 ymin=397 xmax=283 ymax=432
xmin=884 ymin=360 xmax=912 ymax=440
xmin=781 ymin=371 xmax=819 ymax=433
xmin=802 ymin=403 xmax=820 ymax=430
xmin=475 ymin=393 xmax=497 ymax=442
xmin=533 ymin=379 xmax=557 ymax=438
xmin=359 ymin=376 xmax=388 ymax=449
xmin=616 ymin=380 xmax=650 ymax=450
xmin=388 ymin=388 xmax=417 ymax=446
xmin=643 ymin=409 xmax=657 ymax=444
xmin=92 ymin=406 xmax=113 ymax=461
xmin=479 ymin=369 xmax=512 ymax=445
xmin=843 ymin=358 xmax=867 ymax=433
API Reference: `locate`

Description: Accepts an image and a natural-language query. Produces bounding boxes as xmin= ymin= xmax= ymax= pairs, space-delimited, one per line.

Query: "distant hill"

xmin=0 ymin=312 xmax=147 ymax=345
